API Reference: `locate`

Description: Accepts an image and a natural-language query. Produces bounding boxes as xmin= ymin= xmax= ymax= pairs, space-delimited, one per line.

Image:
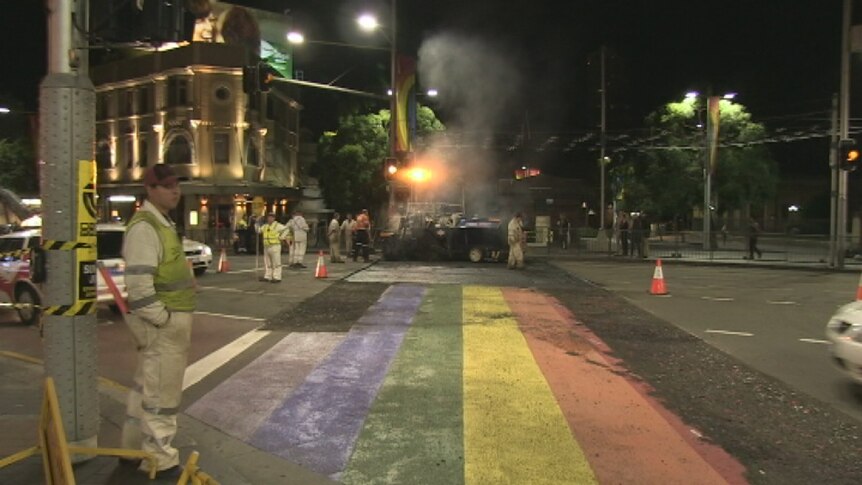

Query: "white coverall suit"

xmin=257 ymin=219 xmax=288 ymax=281
xmin=508 ymin=216 xmax=525 ymax=269
xmin=120 ymin=200 xmax=195 ymax=473
xmin=288 ymin=214 xmax=310 ymax=266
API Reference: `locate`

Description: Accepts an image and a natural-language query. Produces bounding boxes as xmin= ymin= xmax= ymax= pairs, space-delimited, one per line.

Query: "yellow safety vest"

xmin=262 ymin=223 xmax=282 ymax=246
xmin=127 ymin=211 xmax=196 ymax=312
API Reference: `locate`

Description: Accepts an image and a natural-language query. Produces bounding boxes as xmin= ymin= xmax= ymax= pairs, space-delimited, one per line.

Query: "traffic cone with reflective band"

xmin=856 ymin=272 xmax=862 ymax=300
xmin=218 ymin=248 xmax=230 ymax=273
xmin=650 ymin=259 xmax=669 ymax=295
xmin=315 ymin=250 xmax=328 ymax=278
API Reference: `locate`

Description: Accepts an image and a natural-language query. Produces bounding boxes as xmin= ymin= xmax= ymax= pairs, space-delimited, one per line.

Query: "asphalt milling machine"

xmin=379 ymin=202 xmax=509 ymax=263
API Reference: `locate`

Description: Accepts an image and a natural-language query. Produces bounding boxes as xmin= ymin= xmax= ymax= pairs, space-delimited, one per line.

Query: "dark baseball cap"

xmin=143 ymin=164 xmax=179 ymax=186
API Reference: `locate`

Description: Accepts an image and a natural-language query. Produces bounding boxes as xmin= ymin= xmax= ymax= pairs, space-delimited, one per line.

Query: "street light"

xmin=357 ymin=4 xmax=398 ymax=212
xmin=683 ymin=91 xmax=736 ymax=250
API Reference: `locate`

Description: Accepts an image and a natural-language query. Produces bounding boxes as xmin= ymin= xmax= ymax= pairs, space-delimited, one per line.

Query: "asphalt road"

xmin=551 ymin=259 xmax=862 ymax=423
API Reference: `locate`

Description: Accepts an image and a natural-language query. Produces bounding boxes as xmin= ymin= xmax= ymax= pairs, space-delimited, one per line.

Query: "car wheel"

xmin=15 ymin=285 xmax=41 ymax=326
xmin=194 ymin=267 xmax=206 ymax=276
xmin=468 ymin=246 xmax=484 ymax=263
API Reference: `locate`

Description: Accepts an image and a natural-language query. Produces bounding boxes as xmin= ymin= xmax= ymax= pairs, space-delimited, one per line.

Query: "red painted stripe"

xmin=501 ymin=287 xmax=747 ymax=485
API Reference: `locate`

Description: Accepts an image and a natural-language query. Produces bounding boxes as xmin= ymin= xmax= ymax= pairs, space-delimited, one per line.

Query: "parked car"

xmin=0 ymin=224 xmax=127 ymax=325
xmin=825 ymin=301 xmax=862 ymax=383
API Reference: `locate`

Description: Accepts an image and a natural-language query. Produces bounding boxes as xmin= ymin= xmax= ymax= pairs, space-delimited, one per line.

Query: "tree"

xmin=0 ymin=138 xmax=38 ymax=195
xmin=313 ymin=105 xmax=445 ymax=215
xmin=611 ymin=97 xmax=777 ymax=225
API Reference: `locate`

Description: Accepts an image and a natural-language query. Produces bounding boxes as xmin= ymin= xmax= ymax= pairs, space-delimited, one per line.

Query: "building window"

xmin=214 ymin=86 xmax=231 ymax=102
xmin=138 ymin=86 xmax=151 ymax=114
xmin=125 ymin=137 xmax=134 ymax=168
xmin=167 ymin=77 xmax=190 ymax=107
xmin=139 ymin=138 xmax=148 ymax=167
xmin=121 ymin=90 xmax=134 ymax=117
xmin=96 ymin=141 xmax=113 ymax=169
xmin=96 ymin=94 xmax=108 ymax=120
xmin=213 ymin=133 xmax=230 ymax=164
xmin=246 ymin=142 xmax=259 ymax=166
xmin=165 ymin=136 xmax=192 ymax=165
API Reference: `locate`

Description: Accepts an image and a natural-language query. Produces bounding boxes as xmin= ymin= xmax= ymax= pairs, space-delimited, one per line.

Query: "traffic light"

xmin=242 ymin=65 xmax=258 ymax=94
xmin=257 ymin=62 xmax=274 ymax=92
xmin=839 ymin=138 xmax=860 ymax=171
xmin=384 ymin=157 xmax=398 ymax=179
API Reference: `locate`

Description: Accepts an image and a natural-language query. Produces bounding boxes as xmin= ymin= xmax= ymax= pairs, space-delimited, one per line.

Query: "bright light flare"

xmin=286 ymin=31 xmax=305 ymax=44
xmin=406 ymin=167 xmax=432 ymax=183
xmin=357 ymin=13 xmax=379 ymax=32
xmin=387 ymin=164 xmax=398 ymax=175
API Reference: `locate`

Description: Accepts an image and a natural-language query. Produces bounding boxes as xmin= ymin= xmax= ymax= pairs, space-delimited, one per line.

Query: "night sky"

xmin=0 ymin=1 xmax=848 ymax=175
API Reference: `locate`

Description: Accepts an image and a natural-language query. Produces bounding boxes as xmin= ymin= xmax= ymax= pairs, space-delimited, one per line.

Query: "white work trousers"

xmin=264 ymin=243 xmax=283 ymax=280
xmin=292 ymin=239 xmax=307 ymax=265
xmin=121 ymin=311 xmax=193 ymax=473
xmin=508 ymin=241 xmax=524 ymax=269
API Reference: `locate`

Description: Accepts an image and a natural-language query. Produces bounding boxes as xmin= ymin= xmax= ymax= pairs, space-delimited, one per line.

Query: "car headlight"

xmin=203 ymin=246 xmax=212 ymax=257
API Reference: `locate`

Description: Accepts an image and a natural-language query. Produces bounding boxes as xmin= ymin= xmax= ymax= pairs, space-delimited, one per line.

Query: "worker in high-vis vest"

xmin=120 ymin=164 xmax=196 ymax=480
xmin=256 ymin=213 xmax=288 ymax=282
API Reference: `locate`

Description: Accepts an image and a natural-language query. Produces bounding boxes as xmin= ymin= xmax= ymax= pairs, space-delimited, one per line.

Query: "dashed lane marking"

xmin=799 ymin=338 xmax=830 ymax=345
xmin=767 ymin=300 xmax=799 ymax=305
xmin=700 ymin=296 xmax=734 ymax=302
xmin=705 ymin=329 xmax=754 ymax=337
xmin=193 ymin=310 xmax=266 ymax=322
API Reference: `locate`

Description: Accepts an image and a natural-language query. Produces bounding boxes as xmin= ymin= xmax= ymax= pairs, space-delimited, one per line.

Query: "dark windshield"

xmin=97 ymin=231 xmax=124 ymax=259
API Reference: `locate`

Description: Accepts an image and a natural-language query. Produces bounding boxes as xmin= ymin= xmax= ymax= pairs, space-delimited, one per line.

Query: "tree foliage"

xmin=313 ymin=105 xmax=445 ymax=215
xmin=611 ymin=98 xmax=777 ymax=224
xmin=0 ymin=138 xmax=38 ymax=195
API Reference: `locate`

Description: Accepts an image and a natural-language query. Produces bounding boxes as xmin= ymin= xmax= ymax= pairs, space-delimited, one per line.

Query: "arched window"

xmin=96 ymin=141 xmax=113 ymax=169
xmin=165 ymin=135 xmax=192 ymax=165
xmin=246 ymin=141 xmax=259 ymax=166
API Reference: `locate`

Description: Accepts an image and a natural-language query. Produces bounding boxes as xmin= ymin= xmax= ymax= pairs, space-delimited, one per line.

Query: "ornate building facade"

xmin=90 ymin=42 xmax=301 ymax=247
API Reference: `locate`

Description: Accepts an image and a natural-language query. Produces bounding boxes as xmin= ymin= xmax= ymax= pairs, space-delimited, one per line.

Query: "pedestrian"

xmin=255 ymin=213 xmax=288 ymax=282
xmin=747 ymin=217 xmax=763 ymax=259
xmin=618 ymin=211 xmax=630 ymax=256
xmin=631 ymin=213 xmax=643 ymax=258
xmin=287 ymin=210 xmax=310 ymax=268
xmin=353 ymin=209 xmax=371 ymax=262
xmin=557 ymin=215 xmax=570 ymax=250
xmin=507 ymin=211 xmax=525 ymax=269
xmin=342 ymin=213 xmax=354 ymax=259
xmin=328 ymin=212 xmax=344 ymax=263
xmin=119 ymin=164 xmax=195 ymax=479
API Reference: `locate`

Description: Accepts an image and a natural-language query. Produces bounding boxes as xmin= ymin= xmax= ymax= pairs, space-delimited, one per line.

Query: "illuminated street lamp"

xmin=0 ymin=107 xmax=10 ymax=114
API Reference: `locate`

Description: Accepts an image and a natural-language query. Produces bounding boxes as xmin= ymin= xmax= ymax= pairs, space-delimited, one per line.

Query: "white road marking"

xmin=194 ymin=310 xmax=266 ymax=322
xmin=799 ymin=338 xmax=830 ymax=345
xmin=183 ymin=329 xmax=271 ymax=390
xmin=705 ymin=329 xmax=754 ymax=337
xmin=767 ymin=300 xmax=798 ymax=305
xmin=700 ymin=296 xmax=734 ymax=302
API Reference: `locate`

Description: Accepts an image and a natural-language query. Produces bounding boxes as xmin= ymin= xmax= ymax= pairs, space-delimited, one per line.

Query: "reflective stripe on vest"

xmin=127 ymin=211 xmax=196 ymax=312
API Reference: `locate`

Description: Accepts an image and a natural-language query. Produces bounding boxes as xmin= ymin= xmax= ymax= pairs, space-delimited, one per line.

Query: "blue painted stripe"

xmin=186 ymin=332 xmax=345 ymax=441
xmin=249 ymin=284 xmax=426 ymax=477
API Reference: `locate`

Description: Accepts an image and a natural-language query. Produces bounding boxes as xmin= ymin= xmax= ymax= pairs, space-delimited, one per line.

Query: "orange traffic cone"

xmin=315 ymin=251 xmax=328 ymax=278
xmin=856 ymin=272 xmax=862 ymax=300
xmin=217 ymin=248 xmax=231 ymax=273
xmin=649 ymin=259 xmax=669 ymax=295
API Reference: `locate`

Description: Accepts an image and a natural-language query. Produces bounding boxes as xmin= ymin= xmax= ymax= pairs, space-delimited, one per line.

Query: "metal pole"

xmin=703 ymin=96 xmax=711 ymax=251
xmin=830 ymin=93 xmax=839 ymax=267
xmin=838 ymin=0 xmax=852 ymax=268
xmin=388 ymin=0 xmax=398 ymax=213
xmin=599 ymin=46 xmax=607 ymax=232
xmin=42 ymin=0 xmax=100 ymax=452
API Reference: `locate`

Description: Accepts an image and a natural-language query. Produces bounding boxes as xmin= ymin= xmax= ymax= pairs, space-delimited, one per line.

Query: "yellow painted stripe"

xmin=462 ymin=286 xmax=596 ymax=485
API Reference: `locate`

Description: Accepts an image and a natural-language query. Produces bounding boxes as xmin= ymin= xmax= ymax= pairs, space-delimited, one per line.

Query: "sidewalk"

xmin=0 ymin=253 xmax=362 ymax=485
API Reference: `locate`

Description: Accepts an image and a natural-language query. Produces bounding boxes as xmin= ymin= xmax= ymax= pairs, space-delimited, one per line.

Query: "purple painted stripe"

xmin=249 ymin=284 xmax=426 ymax=477
xmin=185 ymin=332 xmax=345 ymax=441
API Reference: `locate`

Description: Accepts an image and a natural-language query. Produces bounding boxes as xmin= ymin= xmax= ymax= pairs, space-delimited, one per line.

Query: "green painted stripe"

xmin=462 ymin=285 xmax=597 ymax=485
xmin=343 ymin=285 xmax=464 ymax=485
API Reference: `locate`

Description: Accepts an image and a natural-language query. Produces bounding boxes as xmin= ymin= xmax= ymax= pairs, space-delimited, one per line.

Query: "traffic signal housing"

xmin=839 ymin=138 xmax=860 ymax=171
xmin=384 ymin=157 xmax=398 ymax=179
xmin=242 ymin=62 xmax=274 ymax=93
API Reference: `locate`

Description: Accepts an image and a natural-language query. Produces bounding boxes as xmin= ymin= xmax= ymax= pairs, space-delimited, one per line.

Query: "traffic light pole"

xmin=838 ymin=0 xmax=852 ymax=269
xmin=41 ymin=0 xmax=100 ymax=452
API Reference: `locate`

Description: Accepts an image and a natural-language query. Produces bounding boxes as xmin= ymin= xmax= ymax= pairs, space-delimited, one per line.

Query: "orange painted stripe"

xmin=501 ymin=287 xmax=747 ymax=485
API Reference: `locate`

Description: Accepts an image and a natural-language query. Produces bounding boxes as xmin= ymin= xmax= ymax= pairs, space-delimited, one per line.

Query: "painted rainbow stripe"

xmin=189 ymin=284 xmax=741 ymax=484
